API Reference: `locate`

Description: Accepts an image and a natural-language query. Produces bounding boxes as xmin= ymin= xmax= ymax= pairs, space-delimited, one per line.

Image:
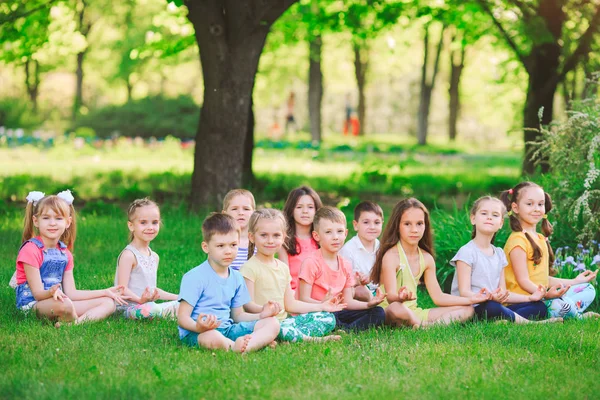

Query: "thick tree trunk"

xmin=24 ymin=59 xmax=40 ymax=113
xmin=448 ymin=39 xmax=465 ymax=141
xmin=417 ymin=24 xmax=444 ymax=146
xmin=522 ymin=44 xmax=561 ymax=174
xmin=353 ymin=42 xmax=368 ymax=136
xmin=242 ymin=95 xmax=255 ymax=186
xmin=185 ymin=1 xmax=294 ymax=209
xmin=308 ymin=34 xmax=323 ymax=144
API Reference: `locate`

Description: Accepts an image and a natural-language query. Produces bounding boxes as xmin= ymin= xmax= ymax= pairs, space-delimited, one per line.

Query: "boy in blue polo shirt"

xmin=177 ymin=213 xmax=280 ymax=353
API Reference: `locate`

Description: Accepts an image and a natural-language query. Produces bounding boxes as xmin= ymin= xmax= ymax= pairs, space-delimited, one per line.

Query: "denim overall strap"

xmin=15 ymin=239 xmax=69 ymax=309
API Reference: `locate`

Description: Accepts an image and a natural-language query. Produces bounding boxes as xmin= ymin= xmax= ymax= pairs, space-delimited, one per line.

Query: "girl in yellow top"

xmin=370 ymin=198 xmax=488 ymax=328
xmin=501 ymin=182 xmax=598 ymax=319
xmin=240 ymin=209 xmax=345 ymax=342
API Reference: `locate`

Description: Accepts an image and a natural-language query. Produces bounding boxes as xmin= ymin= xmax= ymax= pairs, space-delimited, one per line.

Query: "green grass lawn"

xmin=1 ymin=208 xmax=599 ymax=399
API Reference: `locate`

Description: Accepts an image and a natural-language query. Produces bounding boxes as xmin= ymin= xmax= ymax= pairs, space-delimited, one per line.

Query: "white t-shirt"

xmin=339 ymin=235 xmax=380 ymax=280
xmin=450 ymin=240 xmax=508 ymax=297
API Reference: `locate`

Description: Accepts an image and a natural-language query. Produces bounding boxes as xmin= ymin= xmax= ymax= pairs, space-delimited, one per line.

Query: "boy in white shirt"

xmin=340 ymin=201 xmax=383 ymax=301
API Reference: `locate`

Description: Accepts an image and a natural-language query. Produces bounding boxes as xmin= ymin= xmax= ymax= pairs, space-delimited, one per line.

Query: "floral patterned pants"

xmin=122 ymin=301 xmax=179 ymax=320
xmin=546 ymin=283 xmax=596 ymax=319
xmin=278 ymin=311 xmax=336 ymax=342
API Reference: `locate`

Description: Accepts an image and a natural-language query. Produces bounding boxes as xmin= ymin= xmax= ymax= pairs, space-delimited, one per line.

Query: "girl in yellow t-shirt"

xmin=370 ymin=198 xmax=489 ymax=328
xmin=240 ymin=208 xmax=345 ymax=342
xmin=501 ymin=182 xmax=598 ymax=319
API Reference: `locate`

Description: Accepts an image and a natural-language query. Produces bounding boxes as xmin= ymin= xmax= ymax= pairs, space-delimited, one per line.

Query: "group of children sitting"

xmin=12 ymin=182 xmax=599 ymax=353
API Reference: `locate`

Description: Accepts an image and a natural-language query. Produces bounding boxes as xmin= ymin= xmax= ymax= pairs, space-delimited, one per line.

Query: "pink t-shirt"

xmin=287 ymin=236 xmax=320 ymax=292
xmin=298 ymin=250 xmax=355 ymax=301
xmin=15 ymin=238 xmax=74 ymax=285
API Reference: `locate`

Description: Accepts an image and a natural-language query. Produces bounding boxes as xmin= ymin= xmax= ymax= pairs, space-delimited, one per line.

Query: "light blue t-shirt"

xmin=178 ymin=260 xmax=250 ymax=339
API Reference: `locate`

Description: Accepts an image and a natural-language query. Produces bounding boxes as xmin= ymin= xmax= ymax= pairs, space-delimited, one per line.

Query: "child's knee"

xmin=101 ymin=297 xmax=117 ymax=313
xmin=259 ymin=317 xmax=280 ymax=335
xmin=463 ymin=305 xmax=475 ymax=318
xmin=57 ymin=300 xmax=76 ymax=319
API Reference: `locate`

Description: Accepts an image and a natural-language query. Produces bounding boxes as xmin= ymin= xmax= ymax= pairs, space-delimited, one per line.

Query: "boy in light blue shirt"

xmin=177 ymin=213 xmax=280 ymax=353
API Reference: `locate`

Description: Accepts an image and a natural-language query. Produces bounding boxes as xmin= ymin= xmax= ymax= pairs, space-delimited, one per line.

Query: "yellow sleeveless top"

xmin=381 ymin=243 xmax=426 ymax=309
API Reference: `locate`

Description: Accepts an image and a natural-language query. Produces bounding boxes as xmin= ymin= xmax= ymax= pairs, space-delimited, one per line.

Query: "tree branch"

xmin=556 ymin=4 xmax=600 ymax=83
xmin=475 ymin=0 xmax=529 ymax=72
xmin=0 ymin=0 xmax=58 ymax=26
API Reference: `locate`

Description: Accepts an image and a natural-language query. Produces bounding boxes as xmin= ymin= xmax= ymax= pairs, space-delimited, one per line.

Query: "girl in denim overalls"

xmin=114 ymin=198 xmax=179 ymax=319
xmin=14 ymin=191 xmax=127 ymax=324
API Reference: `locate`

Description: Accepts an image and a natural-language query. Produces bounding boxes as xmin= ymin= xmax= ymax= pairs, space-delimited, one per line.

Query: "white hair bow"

xmin=26 ymin=191 xmax=45 ymax=206
xmin=57 ymin=190 xmax=75 ymax=205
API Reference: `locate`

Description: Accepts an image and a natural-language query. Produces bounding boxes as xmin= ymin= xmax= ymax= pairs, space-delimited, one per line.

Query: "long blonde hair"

xmin=470 ymin=196 xmax=506 ymax=244
xmin=247 ymin=209 xmax=288 ymax=259
xmin=22 ymin=196 xmax=77 ymax=250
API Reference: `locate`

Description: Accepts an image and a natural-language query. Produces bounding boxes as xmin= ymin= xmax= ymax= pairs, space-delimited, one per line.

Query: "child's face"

xmin=293 ymin=195 xmax=316 ymax=227
xmin=470 ymin=200 xmax=503 ymax=236
xmin=513 ymin=187 xmax=545 ymax=227
xmin=128 ymin=205 xmax=161 ymax=243
xmin=398 ymin=207 xmax=425 ymax=246
xmin=202 ymin=231 xmax=239 ymax=269
xmin=249 ymin=219 xmax=285 ymax=258
xmin=313 ymin=219 xmax=348 ymax=254
xmin=224 ymin=195 xmax=254 ymax=231
xmin=33 ymin=207 xmax=71 ymax=242
xmin=353 ymin=211 xmax=383 ymax=242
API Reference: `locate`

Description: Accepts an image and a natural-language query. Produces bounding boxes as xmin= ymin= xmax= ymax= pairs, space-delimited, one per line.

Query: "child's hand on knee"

xmin=529 ymin=284 xmax=546 ymax=302
xmin=490 ymin=288 xmax=509 ymax=303
xmin=49 ymin=284 xmax=68 ymax=302
xmin=470 ymin=288 xmax=491 ymax=304
xmin=260 ymin=301 xmax=281 ymax=318
xmin=196 ymin=313 xmax=220 ymax=332
xmin=367 ymin=288 xmax=386 ymax=308
xmin=397 ymin=286 xmax=416 ymax=302
xmin=140 ymin=287 xmax=160 ymax=303
xmin=575 ymin=270 xmax=598 ymax=284
xmin=545 ymin=284 xmax=570 ymax=299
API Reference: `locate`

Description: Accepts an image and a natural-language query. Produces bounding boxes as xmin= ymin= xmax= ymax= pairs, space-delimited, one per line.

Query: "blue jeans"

xmin=333 ymin=307 xmax=386 ymax=331
xmin=474 ymin=300 xmax=547 ymax=321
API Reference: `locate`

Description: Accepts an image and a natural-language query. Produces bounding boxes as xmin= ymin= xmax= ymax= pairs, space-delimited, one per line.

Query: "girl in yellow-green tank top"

xmin=371 ymin=198 xmax=489 ymax=328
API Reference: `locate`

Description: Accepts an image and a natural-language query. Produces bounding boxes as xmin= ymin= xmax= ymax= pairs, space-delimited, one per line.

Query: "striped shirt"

xmin=230 ymin=247 xmax=249 ymax=271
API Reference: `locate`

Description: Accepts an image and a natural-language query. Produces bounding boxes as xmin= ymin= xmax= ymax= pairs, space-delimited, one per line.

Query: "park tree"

xmin=175 ymin=0 xmax=297 ymax=209
xmin=475 ymin=0 xmax=600 ymax=174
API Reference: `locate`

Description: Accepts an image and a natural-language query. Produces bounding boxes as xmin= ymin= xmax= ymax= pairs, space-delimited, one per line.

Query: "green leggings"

xmin=278 ymin=311 xmax=336 ymax=342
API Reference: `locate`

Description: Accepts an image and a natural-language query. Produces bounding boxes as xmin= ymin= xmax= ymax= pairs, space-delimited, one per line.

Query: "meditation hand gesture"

xmin=260 ymin=301 xmax=281 ymax=318
xmin=544 ymin=283 xmax=570 ymax=299
xmin=322 ymin=288 xmax=335 ymax=303
xmin=574 ymin=270 xmax=598 ymax=284
xmin=322 ymin=294 xmax=347 ymax=312
xmin=196 ymin=313 xmax=220 ymax=333
xmin=366 ymin=287 xmax=386 ymax=308
xmin=490 ymin=288 xmax=509 ymax=303
xmin=470 ymin=288 xmax=491 ymax=304
xmin=397 ymin=286 xmax=416 ymax=303
xmin=49 ymin=284 xmax=68 ymax=302
xmin=105 ymin=285 xmax=128 ymax=306
xmin=529 ymin=284 xmax=546 ymax=302
xmin=355 ymin=272 xmax=370 ymax=286
xmin=140 ymin=287 xmax=160 ymax=304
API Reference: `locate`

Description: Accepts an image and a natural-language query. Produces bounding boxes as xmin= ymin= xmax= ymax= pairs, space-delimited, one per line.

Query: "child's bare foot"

xmin=54 ymin=321 xmax=61 ymax=329
xmin=494 ymin=319 xmax=510 ymax=324
xmin=268 ymin=340 xmax=278 ymax=349
xmin=582 ymin=312 xmax=600 ymax=319
xmin=232 ymin=335 xmax=251 ymax=353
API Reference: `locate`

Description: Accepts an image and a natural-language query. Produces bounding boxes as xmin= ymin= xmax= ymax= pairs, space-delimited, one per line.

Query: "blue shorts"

xmin=181 ymin=321 xmax=257 ymax=347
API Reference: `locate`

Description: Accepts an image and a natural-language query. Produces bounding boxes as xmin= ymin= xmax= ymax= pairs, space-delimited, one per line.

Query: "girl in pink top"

xmin=14 ymin=191 xmax=126 ymax=325
xmin=279 ymin=186 xmax=323 ymax=291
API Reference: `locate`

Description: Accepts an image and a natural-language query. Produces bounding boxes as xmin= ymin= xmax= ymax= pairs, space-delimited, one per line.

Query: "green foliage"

xmin=0 ymin=97 xmax=40 ymax=129
xmin=72 ymin=95 xmax=199 ymax=139
xmin=537 ymin=95 xmax=600 ymax=246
